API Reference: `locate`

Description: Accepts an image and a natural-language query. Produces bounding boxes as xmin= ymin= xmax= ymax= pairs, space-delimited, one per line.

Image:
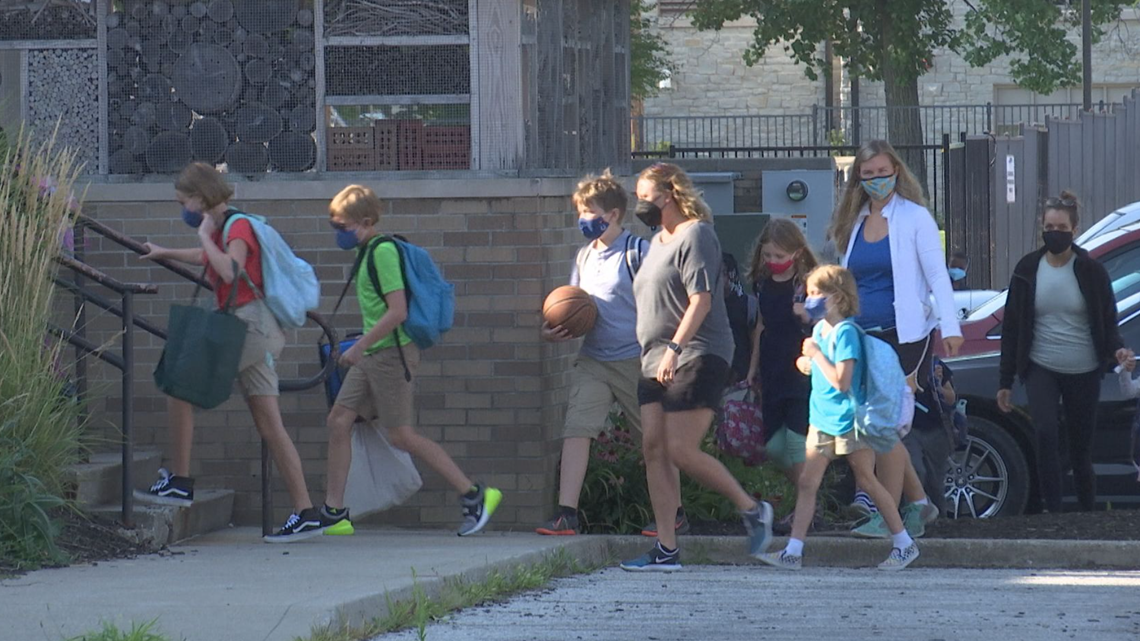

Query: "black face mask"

xmin=634 ymin=199 xmax=662 ymax=228
xmin=1043 ymin=230 xmax=1074 ymax=255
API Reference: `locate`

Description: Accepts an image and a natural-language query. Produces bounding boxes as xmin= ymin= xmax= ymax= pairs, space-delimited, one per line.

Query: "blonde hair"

xmin=637 ymin=162 xmax=711 ymax=222
xmin=573 ymin=169 xmax=628 ymax=217
xmin=806 ymin=264 xmax=860 ymax=319
xmin=330 ymin=184 xmax=383 ymax=225
xmin=175 ymin=162 xmax=233 ymax=209
xmin=747 ymin=218 xmax=819 ymax=289
xmin=828 ymin=140 xmax=927 ymax=252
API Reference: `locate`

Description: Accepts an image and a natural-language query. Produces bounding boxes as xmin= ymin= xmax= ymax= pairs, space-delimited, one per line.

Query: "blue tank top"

xmin=848 ymin=220 xmax=896 ymax=330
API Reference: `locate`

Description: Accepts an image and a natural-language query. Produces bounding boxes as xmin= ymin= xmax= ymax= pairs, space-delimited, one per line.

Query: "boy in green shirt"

xmin=321 ymin=184 xmax=502 ymax=536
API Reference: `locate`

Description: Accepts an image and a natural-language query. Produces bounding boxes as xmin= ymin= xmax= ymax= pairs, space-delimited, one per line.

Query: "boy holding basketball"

xmin=538 ymin=170 xmax=686 ymax=536
xmin=320 ymin=185 xmax=502 ymax=537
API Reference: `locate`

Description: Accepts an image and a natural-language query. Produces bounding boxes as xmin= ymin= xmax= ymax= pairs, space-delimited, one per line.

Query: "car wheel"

xmin=943 ymin=415 xmax=1030 ymax=519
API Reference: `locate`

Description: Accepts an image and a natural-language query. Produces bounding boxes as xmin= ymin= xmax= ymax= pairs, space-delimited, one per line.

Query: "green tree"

xmin=631 ymin=0 xmax=673 ymax=102
xmin=687 ymin=0 xmax=1135 ymax=183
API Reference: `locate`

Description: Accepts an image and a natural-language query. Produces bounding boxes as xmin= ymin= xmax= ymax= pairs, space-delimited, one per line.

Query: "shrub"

xmin=0 ymin=127 xmax=86 ymax=569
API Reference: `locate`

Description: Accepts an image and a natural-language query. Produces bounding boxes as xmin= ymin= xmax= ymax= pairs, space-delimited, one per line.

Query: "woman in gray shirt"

xmin=619 ymin=163 xmax=774 ymax=572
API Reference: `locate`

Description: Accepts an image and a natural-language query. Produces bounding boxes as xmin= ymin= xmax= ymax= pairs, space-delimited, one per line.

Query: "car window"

xmin=1099 ymin=241 xmax=1140 ymax=285
xmin=965 ymin=291 xmax=1008 ymax=322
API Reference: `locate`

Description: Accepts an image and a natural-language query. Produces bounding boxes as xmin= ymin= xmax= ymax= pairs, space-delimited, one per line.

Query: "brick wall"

xmin=69 ymin=176 xmax=582 ymax=529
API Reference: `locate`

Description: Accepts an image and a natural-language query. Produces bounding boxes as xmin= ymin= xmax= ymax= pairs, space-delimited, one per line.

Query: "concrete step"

xmin=90 ymin=489 xmax=235 ymax=548
xmin=66 ymin=449 xmax=163 ymax=509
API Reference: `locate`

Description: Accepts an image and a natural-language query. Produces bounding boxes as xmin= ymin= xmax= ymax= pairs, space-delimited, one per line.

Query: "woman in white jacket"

xmin=829 ymin=140 xmax=963 ymax=537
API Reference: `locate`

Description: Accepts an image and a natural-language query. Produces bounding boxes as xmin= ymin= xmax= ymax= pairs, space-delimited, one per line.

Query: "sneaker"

xmin=264 ymin=507 xmax=324 ymax=543
xmin=457 ymin=485 xmax=503 ymax=537
xmin=742 ymin=500 xmax=775 ymax=558
xmin=901 ymin=504 xmax=926 ymax=538
xmin=134 ymin=468 xmax=194 ymax=507
xmin=757 ymin=549 xmax=803 ymax=571
xmin=619 ymin=542 xmax=681 ymax=572
xmin=844 ymin=490 xmax=877 ymax=521
xmin=640 ymin=510 xmax=690 ymax=537
xmin=536 ymin=512 xmax=579 ymax=536
xmin=851 ymin=512 xmax=891 ymax=539
xmin=321 ymin=505 xmax=355 ymax=536
xmin=919 ymin=502 xmax=939 ymax=524
xmin=878 ymin=543 xmax=920 ymax=571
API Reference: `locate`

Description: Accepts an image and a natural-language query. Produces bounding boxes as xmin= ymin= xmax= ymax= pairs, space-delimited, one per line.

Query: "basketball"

xmin=542 ymin=285 xmax=597 ymax=338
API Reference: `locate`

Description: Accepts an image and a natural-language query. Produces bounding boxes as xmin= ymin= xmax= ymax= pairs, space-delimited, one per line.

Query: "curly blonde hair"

xmin=637 ymin=162 xmax=711 ymax=222
xmin=828 ymin=140 xmax=927 ymax=252
xmin=573 ymin=168 xmax=628 ymax=216
xmin=806 ymin=264 xmax=860 ymax=319
xmin=747 ymin=218 xmax=819 ymax=289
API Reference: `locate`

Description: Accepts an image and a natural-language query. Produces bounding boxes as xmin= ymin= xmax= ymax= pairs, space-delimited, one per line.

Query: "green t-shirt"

xmin=357 ymin=239 xmax=413 ymax=353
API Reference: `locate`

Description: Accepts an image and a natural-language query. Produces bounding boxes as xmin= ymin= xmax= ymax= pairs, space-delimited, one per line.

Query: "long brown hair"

xmin=829 ymin=140 xmax=927 ymax=252
xmin=747 ymin=218 xmax=819 ymax=289
xmin=174 ymin=162 xmax=233 ymax=209
xmin=637 ymin=162 xmax=712 ymax=222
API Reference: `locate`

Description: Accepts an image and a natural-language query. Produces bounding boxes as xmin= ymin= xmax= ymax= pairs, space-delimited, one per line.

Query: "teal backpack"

xmin=830 ymin=320 xmax=907 ymax=450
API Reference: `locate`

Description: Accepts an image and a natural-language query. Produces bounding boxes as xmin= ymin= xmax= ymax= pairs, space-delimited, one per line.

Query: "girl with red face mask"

xmin=746 ymin=218 xmax=820 ymax=489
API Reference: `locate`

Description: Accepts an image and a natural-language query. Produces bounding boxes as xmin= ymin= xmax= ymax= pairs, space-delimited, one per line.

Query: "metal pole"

xmin=261 ymin=439 xmax=273 ymax=537
xmin=121 ymin=291 xmax=134 ymax=527
xmin=851 ymin=74 xmax=862 ymax=146
xmin=73 ymin=221 xmax=88 ymax=439
xmin=1082 ymin=0 xmax=1092 ymax=111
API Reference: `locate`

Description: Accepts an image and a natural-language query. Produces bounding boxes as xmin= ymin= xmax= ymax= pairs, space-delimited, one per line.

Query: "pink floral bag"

xmin=716 ymin=382 xmax=766 ymax=466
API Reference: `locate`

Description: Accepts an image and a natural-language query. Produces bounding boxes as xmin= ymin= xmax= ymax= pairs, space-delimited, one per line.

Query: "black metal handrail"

xmin=62 ymin=214 xmax=340 ymax=535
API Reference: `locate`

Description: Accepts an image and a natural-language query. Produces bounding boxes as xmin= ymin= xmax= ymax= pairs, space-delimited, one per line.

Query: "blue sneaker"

xmin=742 ymin=500 xmax=775 ymax=558
xmin=620 ymin=542 xmax=681 ymax=572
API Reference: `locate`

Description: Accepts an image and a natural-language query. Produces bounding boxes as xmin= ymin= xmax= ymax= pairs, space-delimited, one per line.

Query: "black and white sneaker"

xmin=264 ymin=507 xmax=324 ymax=543
xmin=134 ymin=468 xmax=194 ymax=507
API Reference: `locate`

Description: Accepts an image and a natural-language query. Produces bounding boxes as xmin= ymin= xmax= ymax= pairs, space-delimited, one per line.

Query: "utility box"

xmin=761 ymin=168 xmax=839 ymax=252
xmin=690 ymin=172 xmax=736 ymax=216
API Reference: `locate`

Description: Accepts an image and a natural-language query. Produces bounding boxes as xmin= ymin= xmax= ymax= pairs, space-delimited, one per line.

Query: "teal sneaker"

xmin=901 ymin=504 xmax=926 ymax=538
xmin=851 ymin=512 xmax=891 ymax=539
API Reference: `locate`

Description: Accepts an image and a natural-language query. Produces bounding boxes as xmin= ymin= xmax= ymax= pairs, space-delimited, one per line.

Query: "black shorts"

xmin=762 ymin=395 xmax=810 ymax=439
xmin=868 ymin=328 xmax=934 ymax=391
xmin=638 ymin=355 xmax=730 ymax=412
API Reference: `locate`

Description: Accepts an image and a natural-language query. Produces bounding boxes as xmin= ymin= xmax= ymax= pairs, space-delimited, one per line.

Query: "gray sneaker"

xmin=878 ymin=543 xmax=920 ymax=571
xmin=758 ymin=549 xmax=802 ymax=571
xmin=742 ymin=500 xmax=774 ymax=558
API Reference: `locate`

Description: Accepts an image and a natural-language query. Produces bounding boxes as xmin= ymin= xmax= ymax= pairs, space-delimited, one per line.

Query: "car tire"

xmin=943 ymin=415 xmax=1031 ymax=519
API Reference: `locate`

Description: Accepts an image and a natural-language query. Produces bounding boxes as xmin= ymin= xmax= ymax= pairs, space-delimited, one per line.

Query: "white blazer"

xmin=840 ymin=195 xmax=962 ymax=343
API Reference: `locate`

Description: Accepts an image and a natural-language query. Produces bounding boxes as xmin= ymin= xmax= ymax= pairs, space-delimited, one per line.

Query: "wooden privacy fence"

xmin=944 ymin=89 xmax=1140 ymax=290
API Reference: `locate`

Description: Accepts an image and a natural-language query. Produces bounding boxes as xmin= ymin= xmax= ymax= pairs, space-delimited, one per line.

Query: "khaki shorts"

xmin=806 ymin=425 xmax=870 ymax=459
xmin=234 ymin=300 xmax=285 ymax=398
xmin=335 ymin=343 xmax=420 ymax=429
xmin=564 ymin=355 xmax=641 ymax=439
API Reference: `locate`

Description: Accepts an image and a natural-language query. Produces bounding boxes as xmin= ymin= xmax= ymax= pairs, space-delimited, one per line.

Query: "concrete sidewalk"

xmin=1 ymin=528 xmax=611 ymax=641
xmin=3 ymin=529 xmax=1139 ymax=641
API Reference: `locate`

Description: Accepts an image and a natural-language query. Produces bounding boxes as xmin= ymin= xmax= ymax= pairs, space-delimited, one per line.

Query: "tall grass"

xmin=0 ymin=126 xmax=86 ymax=569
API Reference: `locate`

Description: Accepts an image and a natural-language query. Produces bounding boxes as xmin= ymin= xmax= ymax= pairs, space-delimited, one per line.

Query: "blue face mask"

xmin=804 ymin=295 xmax=829 ymax=321
xmin=335 ymin=228 xmax=359 ymax=250
xmin=181 ymin=207 xmax=203 ymax=228
xmin=578 ymin=216 xmax=609 ymax=240
xmin=861 ymin=174 xmax=898 ymax=201
xmin=948 ymin=267 xmax=967 ymax=282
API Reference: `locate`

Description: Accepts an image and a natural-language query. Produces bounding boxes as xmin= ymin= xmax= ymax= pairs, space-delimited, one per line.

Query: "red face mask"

xmin=767 ymin=258 xmax=795 ymax=275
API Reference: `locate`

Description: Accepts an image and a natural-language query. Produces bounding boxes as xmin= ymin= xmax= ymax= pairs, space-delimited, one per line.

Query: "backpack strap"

xmin=624 ymin=234 xmax=646 ymax=280
xmin=364 ymin=236 xmax=412 ymax=382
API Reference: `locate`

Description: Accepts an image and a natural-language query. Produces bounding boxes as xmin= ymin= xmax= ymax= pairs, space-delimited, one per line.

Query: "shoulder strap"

xmin=364 ymin=236 xmax=411 ymax=382
xmin=624 ymin=234 xmax=645 ymax=280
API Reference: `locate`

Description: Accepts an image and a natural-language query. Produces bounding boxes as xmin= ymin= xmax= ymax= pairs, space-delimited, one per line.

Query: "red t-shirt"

xmin=204 ymin=214 xmax=263 ymax=310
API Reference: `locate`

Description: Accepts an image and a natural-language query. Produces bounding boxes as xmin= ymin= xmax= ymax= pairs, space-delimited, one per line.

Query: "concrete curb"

xmin=318 ymin=535 xmax=1140 ymax=635
xmin=322 ymin=536 xmax=616 ymax=634
xmin=606 ymin=535 xmax=1140 ymax=571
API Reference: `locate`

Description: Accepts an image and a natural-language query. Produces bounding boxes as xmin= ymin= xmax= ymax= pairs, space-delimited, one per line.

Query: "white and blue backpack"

xmin=223 ymin=211 xmax=320 ymax=328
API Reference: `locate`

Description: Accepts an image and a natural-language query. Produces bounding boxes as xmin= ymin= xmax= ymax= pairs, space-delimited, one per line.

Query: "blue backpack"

xmin=223 ymin=212 xmax=319 ymax=328
xmin=830 ymin=320 xmax=907 ymax=446
xmin=365 ymin=235 xmax=455 ymax=350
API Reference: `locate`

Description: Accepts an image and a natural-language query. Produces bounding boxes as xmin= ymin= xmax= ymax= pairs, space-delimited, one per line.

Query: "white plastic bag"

xmin=343 ymin=420 xmax=423 ymax=519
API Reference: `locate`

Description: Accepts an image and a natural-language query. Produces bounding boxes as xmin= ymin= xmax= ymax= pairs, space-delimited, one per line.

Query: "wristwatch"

xmin=666 ymin=341 xmax=683 ymax=355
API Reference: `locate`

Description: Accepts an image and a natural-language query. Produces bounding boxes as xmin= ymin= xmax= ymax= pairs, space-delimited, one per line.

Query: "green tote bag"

xmin=154 ymin=264 xmax=249 ymax=409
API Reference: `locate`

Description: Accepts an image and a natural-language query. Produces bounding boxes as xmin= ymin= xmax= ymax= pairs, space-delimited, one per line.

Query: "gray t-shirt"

xmin=570 ymin=230 xmax=645 ymax=362
xmin=633 ymin=221 xmax=735 ymax=378
xmin=1030 ymin=254 xmax=1099 ymax=374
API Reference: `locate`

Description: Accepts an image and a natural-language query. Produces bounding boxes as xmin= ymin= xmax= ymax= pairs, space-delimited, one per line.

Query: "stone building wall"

xmin=70 ymin=176 xmax=583 ymax=529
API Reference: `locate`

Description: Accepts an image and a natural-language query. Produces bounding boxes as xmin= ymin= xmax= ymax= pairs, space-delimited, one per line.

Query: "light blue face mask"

xmin=948 ymin=267 xmax=967 ymax=282
xmin=804 ymin=295 xmax=829 ymax=321
xmin=861 ymin=174 xmax=897 ymax=201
